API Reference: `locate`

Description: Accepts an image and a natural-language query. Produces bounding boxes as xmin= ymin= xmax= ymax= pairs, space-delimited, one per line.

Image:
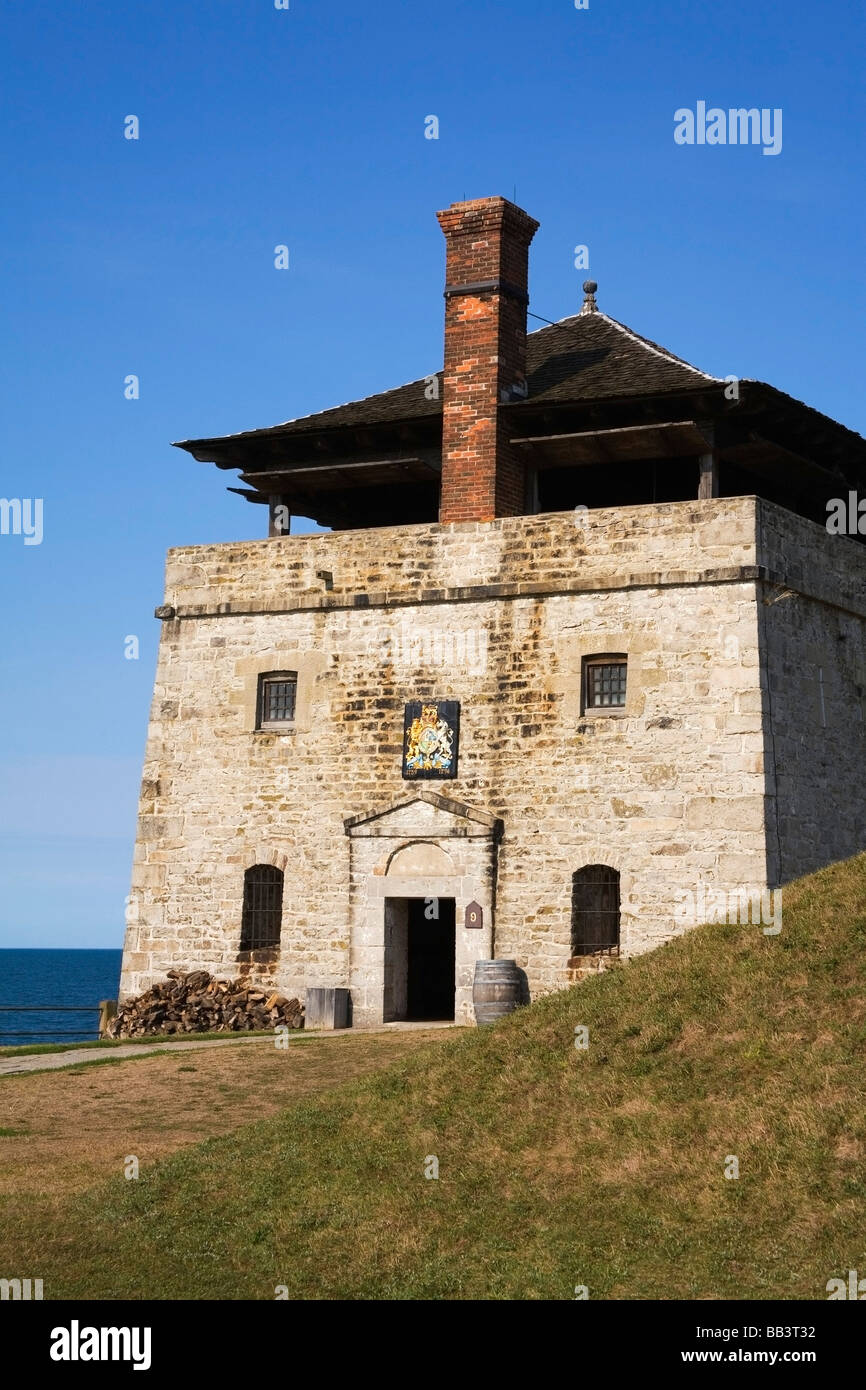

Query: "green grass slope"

xmin=6 ymin=855 xmax=866 ymax=1300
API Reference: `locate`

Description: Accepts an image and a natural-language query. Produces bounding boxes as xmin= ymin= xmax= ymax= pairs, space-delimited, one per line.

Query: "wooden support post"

xmin=268 ymin=495 xmax=291 ymax=536
xmin=698 ymin=453 xmax=719 ymax=498
xmin=697 ymin=425 xmax=719 ymax=498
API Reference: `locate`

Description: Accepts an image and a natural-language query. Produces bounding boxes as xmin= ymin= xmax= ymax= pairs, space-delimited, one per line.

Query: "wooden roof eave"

xmin=502 ymin=383 xmax=732 ymax=431
xmin=510 ymin=419 xmax=713 ymax=467
xmin=172 ymin=412 xmax=443 ymax=468
xmin=238 ymin=456 xmax=442 ymax=496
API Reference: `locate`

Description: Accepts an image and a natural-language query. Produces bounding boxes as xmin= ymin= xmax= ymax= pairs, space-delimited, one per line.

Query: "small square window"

xmin=257 ymin=673 xmax=297 ymax=728
xmin=583 ymin=657 xmax=627 ymax=712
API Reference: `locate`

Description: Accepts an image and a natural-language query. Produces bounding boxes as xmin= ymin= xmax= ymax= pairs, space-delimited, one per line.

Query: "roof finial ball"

xmin=580 ymin=280 xmax=598 ymax=315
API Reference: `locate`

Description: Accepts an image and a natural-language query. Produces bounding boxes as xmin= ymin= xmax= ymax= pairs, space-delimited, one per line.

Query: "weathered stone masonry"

xmin=121 ymin=495 xmax=866 ymax=1021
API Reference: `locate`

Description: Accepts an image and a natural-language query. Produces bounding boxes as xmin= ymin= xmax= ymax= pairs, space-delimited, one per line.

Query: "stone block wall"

xmin=121 ymin=496 xmax=808 ymax=1008
xmin=757 ymin=503 xmax=866 ymax=885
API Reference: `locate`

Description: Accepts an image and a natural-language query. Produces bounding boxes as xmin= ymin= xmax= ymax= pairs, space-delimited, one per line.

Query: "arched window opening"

xmin=571 ymin=864 xmax=620 ymax=957
xmin=240 ymin=864 xmax=284 ymax=951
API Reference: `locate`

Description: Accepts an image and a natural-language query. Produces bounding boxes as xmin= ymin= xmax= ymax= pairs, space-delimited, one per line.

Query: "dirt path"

xmin=0 ymin=1019 xmax=458 ymax=1076
xmin=0 ymin=1033 xmax=275 ymax=1076
xmin=0 ymin=1028 xmax=455 ymax=1199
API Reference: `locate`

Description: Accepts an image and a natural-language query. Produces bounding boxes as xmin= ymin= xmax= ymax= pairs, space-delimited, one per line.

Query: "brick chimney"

xmin=436 ymin=197 xmax=540 ymax=524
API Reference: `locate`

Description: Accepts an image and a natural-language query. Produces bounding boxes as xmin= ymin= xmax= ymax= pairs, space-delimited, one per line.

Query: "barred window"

xmin=257 ymin=672 xmax=297 ymax=728
xmin=583 ymin=655 xmax=627 ymax=711
xmin=240 ymin=865 xmax=283 ymax=951
xmin=571 ymin=865 xmax=620 ymax=957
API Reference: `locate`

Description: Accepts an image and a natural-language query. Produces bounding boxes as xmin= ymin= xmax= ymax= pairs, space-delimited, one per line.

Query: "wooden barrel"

xmin=473 ymin=959 xmax=521 ymax=1026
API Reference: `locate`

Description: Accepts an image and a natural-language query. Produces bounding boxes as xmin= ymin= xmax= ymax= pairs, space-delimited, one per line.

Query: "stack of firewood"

xmin=106 ymin=969 xmax=304 ymax=1037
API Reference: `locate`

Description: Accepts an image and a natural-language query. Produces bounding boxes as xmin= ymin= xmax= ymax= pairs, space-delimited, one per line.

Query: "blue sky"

xmin=1 ymin=0 xmax=863 ymax=947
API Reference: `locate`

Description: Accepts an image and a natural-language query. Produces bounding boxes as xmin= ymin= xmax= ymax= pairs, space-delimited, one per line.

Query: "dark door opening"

xmin=407 ymin=898 xmax=455 ymax=1021
xmin=570 ymin=864 xmax=621 ymax=958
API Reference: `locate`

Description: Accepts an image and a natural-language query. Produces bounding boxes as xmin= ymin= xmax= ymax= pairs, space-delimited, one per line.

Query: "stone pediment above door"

xmin=346 ymin=791 xmax=501 ymax=1027
xmin=344 ymin=791 xmax=503 ymax=841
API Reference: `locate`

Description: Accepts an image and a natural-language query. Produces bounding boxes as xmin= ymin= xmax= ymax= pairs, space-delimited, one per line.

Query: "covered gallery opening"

xmin=384 ymin=897 xmax=456 ymax=1022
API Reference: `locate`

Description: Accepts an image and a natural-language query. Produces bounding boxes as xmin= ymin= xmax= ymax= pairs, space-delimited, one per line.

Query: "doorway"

xmin=384 ymin=897 xmax=455 ymax=1022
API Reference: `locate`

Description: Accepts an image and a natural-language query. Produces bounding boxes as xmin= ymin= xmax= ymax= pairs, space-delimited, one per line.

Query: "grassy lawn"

xmin=3 ymin=853 xmax=866 ymax=1299
xmin=0 ymin=1030 xmax=451 ymax=1200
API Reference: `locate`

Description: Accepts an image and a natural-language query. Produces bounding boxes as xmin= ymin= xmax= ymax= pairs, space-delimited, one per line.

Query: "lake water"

xmin=0 ymin=949 xmax=123 ymax=1045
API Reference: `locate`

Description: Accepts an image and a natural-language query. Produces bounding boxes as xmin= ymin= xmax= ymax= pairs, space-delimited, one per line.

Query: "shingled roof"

xmin=175 ymin=281 xmax=866 ymax=540
xmin=176 ymin=310 xmax=724 ymax=454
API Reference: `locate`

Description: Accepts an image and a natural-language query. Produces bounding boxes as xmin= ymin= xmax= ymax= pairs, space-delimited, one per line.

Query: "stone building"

xmin=120 ymin=196 xmax=866 ymax=1025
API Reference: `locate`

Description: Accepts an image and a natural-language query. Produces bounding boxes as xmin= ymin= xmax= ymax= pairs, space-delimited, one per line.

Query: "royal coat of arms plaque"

xmin=402 ymin=700 xmax=460 ymax=779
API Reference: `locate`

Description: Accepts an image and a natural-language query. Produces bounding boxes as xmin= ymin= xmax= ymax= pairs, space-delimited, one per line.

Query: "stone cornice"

xmin=158 ymin=564 xmax=778 ymax=622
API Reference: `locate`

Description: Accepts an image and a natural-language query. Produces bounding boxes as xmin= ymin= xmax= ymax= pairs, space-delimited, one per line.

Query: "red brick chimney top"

xmin=436 ymin=197 xmax=540 ymax=524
